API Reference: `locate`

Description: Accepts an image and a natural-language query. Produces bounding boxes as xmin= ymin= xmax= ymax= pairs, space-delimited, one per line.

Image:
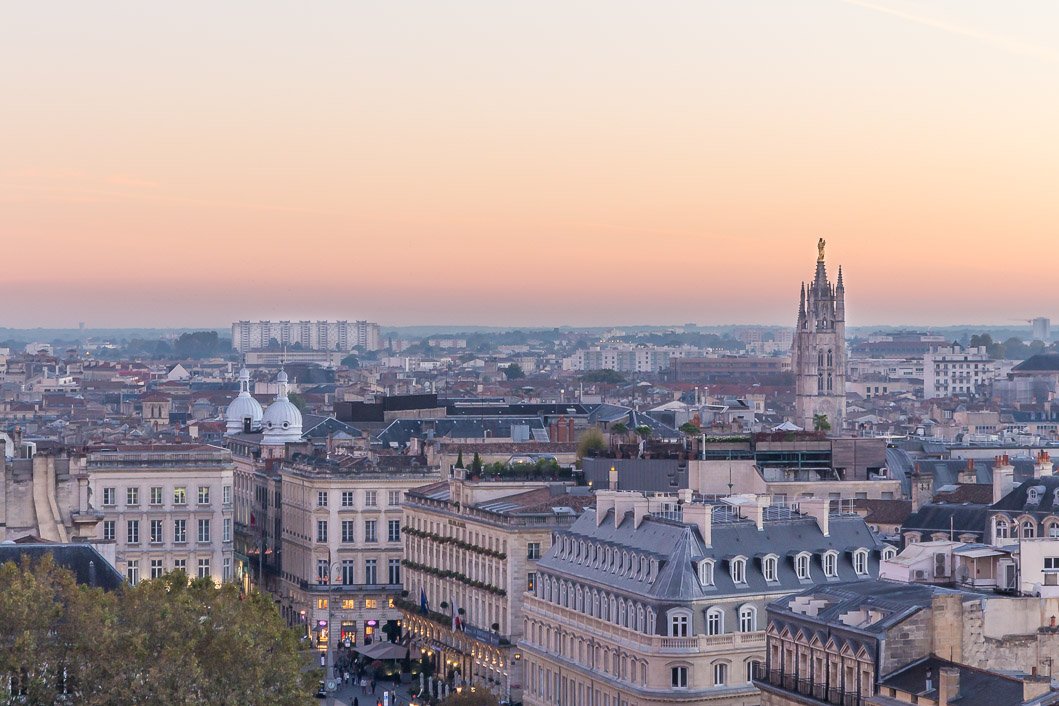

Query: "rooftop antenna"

xmin=727 ymin=462 xmax=734 ymax=496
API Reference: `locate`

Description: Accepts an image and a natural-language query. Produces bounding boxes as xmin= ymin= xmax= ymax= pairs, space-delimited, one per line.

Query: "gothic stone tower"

xmin=792 ymin=239 xmax=846 ymax=432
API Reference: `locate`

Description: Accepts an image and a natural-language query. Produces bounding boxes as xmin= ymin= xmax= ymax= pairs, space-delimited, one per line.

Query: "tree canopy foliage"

xmin=576 ymin=427 xmax=606 ymax=459
xmin=0 ymin=556 xmax=313 ymax=705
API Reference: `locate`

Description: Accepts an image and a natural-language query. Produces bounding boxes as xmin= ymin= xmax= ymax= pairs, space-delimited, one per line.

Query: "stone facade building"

xmin=792 ymin=239 xmax=846 ymax=433
xmin=1 ymin=447 xmax=102 ymax=544
xmin=87 ymin=444 xmax=235 ymax=585
xmin=400 ymin=469 xmax=593 ymax=703
xmin=520 ymin=490 xmax=883 ymax=706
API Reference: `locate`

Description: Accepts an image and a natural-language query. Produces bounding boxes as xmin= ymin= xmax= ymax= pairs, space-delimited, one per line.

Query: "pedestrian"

xmin=344 ymin=670 xmax=350 ymax=685
xmin=361 ymin=676 xmax=368 ymax=694
xmin=353 ymin=698 xmax=359 ymax=706
xmin=370 ymin=678 xmax=376 ymax=695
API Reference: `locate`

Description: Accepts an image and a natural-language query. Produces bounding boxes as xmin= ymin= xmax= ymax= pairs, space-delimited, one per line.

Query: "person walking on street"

xmin=360 ymin=676 xmax=368 ymax=694
xmin=353 ymin=698 xmax=359 ymax=706
xmin=370 ymin=678 xmax=377 ymax=695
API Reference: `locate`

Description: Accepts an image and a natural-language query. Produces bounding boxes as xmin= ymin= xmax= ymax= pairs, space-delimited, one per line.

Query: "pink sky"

xmin=3 ymin=1 xmax=1059 ymax=327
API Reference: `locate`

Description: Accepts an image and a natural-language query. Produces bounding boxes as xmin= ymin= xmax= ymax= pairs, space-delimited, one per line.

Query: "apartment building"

xmin=400 ymin=469 xmax=593 ymax=703
xmin=231 ymin=320 xmax=381 ymax=353
xmin=520 ymin=491 xmax=885 ymax=706
xmin=87 ymin=444 xmax=235 ymax=585
xmin=279 ymin=454 xmax=440 ymax=652
xmin=923 ymin=344 xmax=995 ymax=399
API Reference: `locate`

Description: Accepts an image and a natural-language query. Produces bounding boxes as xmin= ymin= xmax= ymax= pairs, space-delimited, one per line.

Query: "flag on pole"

xmin=420 ymin=588 xmax=429 ymax=614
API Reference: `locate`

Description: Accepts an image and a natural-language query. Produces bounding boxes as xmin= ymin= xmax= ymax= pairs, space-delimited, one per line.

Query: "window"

xmin=223 ymin=558 xmax=231 ymax=581
xmin=102 ymin=487 xmax=116 ymax=506
xmin=317 ymin=559 xmax=329 ymax=585
xmin=150 ymin=486 xmax=163 ymax=505
xmin=364 ymin=598 xmax=377 ymax=609
xmin=796 ymin=553 xmax=811 ymax=580
xmin=1048 ymin=522 xmax=1059 ymax=539
xmin=196 ymin=486 xmax=210 ymax=505
xmin=174 ymin=487 xmax=187 ymax=505
xmin=103 ymin=520 xmax=115 ymax=541
xmin=364 ymin=559 xmax=377 ymax=584
xmin=882 ymin=546 xmax=897 ymax=561
xmin=341 ymin=599 xmax=355 ymax=610
xmin=669 ymin=611 xmax=690 ymax=637
xmin=126 ymin=487 xmax=139 ymax=506
xmin=341 ymin=520 xmax=355 ymax=543
xmin=671 ymin=666 xmax=688 ymax=688
xmin=364 ymin=520 xmax=377 ymax=543
xmin=528 ymin=543 xmax=542 ymax=560
xmin=198 ymin=558 xmax=211 ymax=579
xmin=150 ymin=519 xmax=163 ymax=544
xmin=731 ymin=557 xmax=747 ymax=584
xmin=528 ymin=572 xmax=537 ymax=592
xmin=341 ymin=491 xmax=354 ymax=507
xmin=747 ymin=660 xmax=762 ymax=683
xmin=699 ymin=560 xmax=714 ymax=587
xmin=713 ymin=662 xmax=728 ymax=686
xmin=706 ymin=607 xmax=724 ymax=635
xmin=174 ymin=519 xmax=186 ymax=543
xmin=853 ymin=549 xmax=868 ymax=575
xmin=174 ymin=559 xmax=186 ymax=572
xmin=365 ymin=491 xmax=377 ymax=507
xmin=1022 ymin=520 xmax=1037 ymax=539
xmin=763 ymin=556 xmax=778 ymax=582
xmin=388 ymin=558 xmax=401 ymax=584
xmin=197 ymin=519 xmax=211 ymax=543
xmin=127 ymin=560 xmax=139 ymax=585
xmin=317 ymin=491 xmax=328 ymax=508
xmin=150 ymin=559 xmax=164 ymax=579
xmin=341 ymin=560 xmax=355 ymax=585
xmin=388 ymin=490 xmax=401 ymax=506
xmin=127 ymin=520 xmax=139 ymax=544
xmin=316 ymin=520 xmax=328 ymax=543
xmin=995 ymin=518 xmax=1009 ymax=539
xmin=823 ymin=551 xmax=838 ymax=577
xmin=739 ymin=605 xmax=756 ymax=632
xmin=388 ymin=520 xmax=401 ymax=542
xmin=223 ymin=518 xmax=231 ymax=543
xmin=223 ymin=485 xmax=232 ymax=505
xmin=317 ymin=598 xmax=329 ymax=610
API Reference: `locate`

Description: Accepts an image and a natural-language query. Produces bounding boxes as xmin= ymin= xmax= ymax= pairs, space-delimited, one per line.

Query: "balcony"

xmin=753 ymin=666 xmax=862 ymax=706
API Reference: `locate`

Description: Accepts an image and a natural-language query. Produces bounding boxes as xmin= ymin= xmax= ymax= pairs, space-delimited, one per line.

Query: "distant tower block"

xmin=791 ymin=239 xmax=847 ymax=433
xmin=1032 ymin=317 xmax=1050 ymax=342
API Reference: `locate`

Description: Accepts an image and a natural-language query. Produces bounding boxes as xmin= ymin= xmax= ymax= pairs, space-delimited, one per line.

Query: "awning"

xmin=355 ymin=641 xmax=410 ymax=661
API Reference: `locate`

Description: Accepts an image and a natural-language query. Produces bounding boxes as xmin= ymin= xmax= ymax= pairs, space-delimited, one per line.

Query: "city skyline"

xmin=4 ymin=1 xmax=1059 ymax=327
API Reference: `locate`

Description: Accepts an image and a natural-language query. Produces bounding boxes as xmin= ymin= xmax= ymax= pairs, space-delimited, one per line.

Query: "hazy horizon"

xmin=4 ymin=1 xmax=1059 ymax=327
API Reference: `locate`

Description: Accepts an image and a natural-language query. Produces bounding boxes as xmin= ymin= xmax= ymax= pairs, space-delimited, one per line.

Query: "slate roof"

xmin=537 ymin=507 xmax=882 ymax=602
xmin=0 ymin=543 xmax=124 ymax=590
xmin=376 ymin=417 xmax=548 ymax=446
xmin=901 ymin=504 xmax=990 ymax=539
xmin=1013 ymin=354 xmax=1059 ymax=373
xmin=301 ymin=414 xmax=362 ymax=440
xmin=991 ymin=474 xmax=1059 ymax=514
xmin=879 ymin=656 xmax=1033 ymax=705
xmin=933 ymin=484 xmax=993 ymax=505
xmin=853 ymin=499 xmax=913 ymax=525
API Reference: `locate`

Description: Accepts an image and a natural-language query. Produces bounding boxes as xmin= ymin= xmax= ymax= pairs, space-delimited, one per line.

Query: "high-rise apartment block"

xmin=231 ymin=320 xmax=382 ymax=352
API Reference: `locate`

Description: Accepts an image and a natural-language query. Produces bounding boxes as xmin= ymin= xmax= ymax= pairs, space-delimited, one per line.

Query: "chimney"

xmin=911 ymin=463 xmax=933 ymax=512
xmin=88 ymin=560 xmax=97 ymax=588
xmin=632 ymin=496 xmax=651 ymax=529
xmin=1023 ymin=674 xmax=1052 ymax=702
xmin=938 ymin=667 xmax=960 ymax=706
xmin=595 ymin=491 xmax=617 ymax=527
xmin=683 ymin=502 xmax=713 ymax=547
xmin=800 ymin=497 xmax=830 ymax=537
xmin=993 ymin=455 xmax=1015 ymax=503
xmin=957 ymin=458 xmax=976 ymax=485
xmin=567 ymin=417 xmax=574 ymax=443
xmin=1036 ymin=451 xmax=1053 ymax=479
xmin=742 ymin=494 xmax=769 ymax=531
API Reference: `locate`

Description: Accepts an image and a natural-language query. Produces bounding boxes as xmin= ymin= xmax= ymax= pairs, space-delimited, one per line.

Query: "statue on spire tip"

xmin=817 ymin=238 xmax=826 ymax=263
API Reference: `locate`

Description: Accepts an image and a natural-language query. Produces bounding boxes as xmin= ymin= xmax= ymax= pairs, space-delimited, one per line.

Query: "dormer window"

xmin=995 ymin=518 xmax=1010 ymax=539
xmin=795 ymin=553 xmax=812 ymax=580
xmin=699 ymin=559 xmax=715 ymax=587
xmin=1022 ymin=520 xmax=1037 ymax=539
xmin=823 ymin=551 xmax=838 ymax=577
xmin=881 ymin=546 xmax=897 ymax=561
xmin=762 ymin=556 xmax=778 ymax=582
xmin=731 ymin=557 xmax=747 ymax=585
xmin=853 ymin=549 xmax=869 ymax=576
xmin=706 ymin=607 xmax=724 ymax=635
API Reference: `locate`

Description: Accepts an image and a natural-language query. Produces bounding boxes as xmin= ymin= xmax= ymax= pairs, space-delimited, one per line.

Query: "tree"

xmin=679 ymin=422 xmax=702 ymax=436
xmin=813 ymin=413 xmax=831 ymax=432
xmin=610 ymin=422 xmax=628 ymax=437
xmin=503 ymin=363 xmax=525 ymax=380
xmin=576 ymin=427 xmax=606 ymax=459
xmin=0 ymin=558 xmax=313 ymax=705
xmin=634 ymin=425 xmax=652 ymax=440
xmin=340 ymin=354 xmax=359 ymax=368
xmin=470 ymin=452 xmax=483 ymax=475
xmin=580 ymin=369 xmax=625 ymax=384
xmin=443 ymin=690 xmax=502 ymax=706
xmin=287 ymin=391 xmax=308 ymax=413
xmin=173 ymin=331 xmax=223 ymax=358
xmin=455 ymin=449 xmax=465 ymax=469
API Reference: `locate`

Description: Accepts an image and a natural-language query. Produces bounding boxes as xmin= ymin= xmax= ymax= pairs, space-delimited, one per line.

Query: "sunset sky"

xmin=3 ymin=1 xmax=1058 ymax=328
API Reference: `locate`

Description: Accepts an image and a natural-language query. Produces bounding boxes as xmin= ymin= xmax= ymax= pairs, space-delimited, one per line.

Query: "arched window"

xmin=1047 ymin=521 xmax=1059 ymax=538
xmin=995 ymin=517 xmax=1009 ymax=539
xmin=699 ymin=559 xmax=715 ymax=587
xmin=763 ymin=555 xmax=778 ymax=582
xmin=713 ymin=662 xmax=729 ymax=686
xmin=738 ymin=605 xmax=757 ymax=632
xmin=795 ymin=552 xmax=812 ymax=580
xmin=731 ymin=557 xmax=747 ymax=584
xmin=827 ymin=349 xmax=833 ymax=367
xmin=618 ymin=599 xmax=626 ymax=626
xmin=746 ymin=659 xmax=762 ymax=683
xmin=601 ymin=594 xmax=610 ymax=621
xmin=636 ymin=605 xmax=645 ymax=632
xmin=823 ymin=550 xmax=839 ymax=577
xmin=1022 ymin=520 xmax=1037 ymax=539
xmin=668 ymin=609 xmax=691 ymax=637
xmin=881 ymin=546 xmax=897 ymax=562
xmin=705 ymin=607 xmax=724 ymax=635
xmin=853 ymin=549 xmax=869 ymax=575
xmin=818 ymin=351 xmax=824 ymax=367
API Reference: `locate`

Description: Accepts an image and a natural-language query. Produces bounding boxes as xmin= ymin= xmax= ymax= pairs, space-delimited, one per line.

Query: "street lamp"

xmin=321 ymin=549 xmax=343 ymax=706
